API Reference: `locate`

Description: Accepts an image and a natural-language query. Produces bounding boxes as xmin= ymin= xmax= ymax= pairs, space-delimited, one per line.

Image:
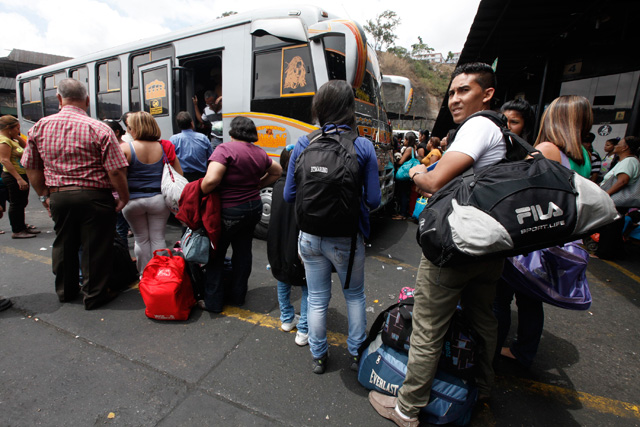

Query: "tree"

xmin=364 ymin=10 xmax=400 ymax=51
xmin=217 ymin=11 xmax=237 ymax=19
xmin=411 ymin=37 xmax=434 ymax=59
xmin=447 ymin=51 xmax=455 ymax=62
xmin=387 ymin=46 xmax=409 ymax=58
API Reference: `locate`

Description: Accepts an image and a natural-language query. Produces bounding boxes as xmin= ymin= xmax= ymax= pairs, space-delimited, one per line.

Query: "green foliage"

xmin=387 ymin=46 xmax=409 ymax=58
xmin=410 ymin=36 xmax=434 ymax=59
xmin=447 ymin=51 xmax=455 ymax=61
xmin=364 ymin=10 xmax=400 ymax=51
xmin=411 ymin=59 xmax=452 ymax=97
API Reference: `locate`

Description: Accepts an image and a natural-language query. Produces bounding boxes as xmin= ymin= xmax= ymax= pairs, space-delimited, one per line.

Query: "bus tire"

xmin=254 ymin=187 xmax=272 ymax=240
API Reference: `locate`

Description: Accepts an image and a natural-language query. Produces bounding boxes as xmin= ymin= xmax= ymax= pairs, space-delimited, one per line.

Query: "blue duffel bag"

xmin=358 ymin=332 xmax=478 ymax=426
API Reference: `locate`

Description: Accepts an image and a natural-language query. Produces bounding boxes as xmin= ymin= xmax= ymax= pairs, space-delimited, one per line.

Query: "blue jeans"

xmin=277 ymin=281 xmax=309 ymax=334
xmin=204 ymin=200 xmax=262 ymax=312
xmin=297 ymin=232 xmax=366 ymax=358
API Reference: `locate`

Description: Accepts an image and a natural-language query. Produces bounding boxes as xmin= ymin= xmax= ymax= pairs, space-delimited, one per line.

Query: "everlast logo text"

xmin=310 ymin=166 xmax=328 ymax=174
xmin=515 ymin=202 xmax=563 ymax=225
xmin=369 ymin=370 xmax=400 ymax=395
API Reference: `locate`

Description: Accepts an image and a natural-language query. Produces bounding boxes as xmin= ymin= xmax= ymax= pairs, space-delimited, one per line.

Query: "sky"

xmin=0 ymin=0 xmax=481 ymax=59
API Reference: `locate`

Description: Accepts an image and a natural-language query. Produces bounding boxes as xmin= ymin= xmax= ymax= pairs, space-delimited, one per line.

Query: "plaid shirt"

xmin=23 ymin=105 xmax=128 ymax=188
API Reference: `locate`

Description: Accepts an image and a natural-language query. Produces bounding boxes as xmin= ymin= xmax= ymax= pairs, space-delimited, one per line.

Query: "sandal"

xmin=0 ymin=230 xmax=5 ymax=234
xmin=26 ymin=224 xmax=39 ymax=230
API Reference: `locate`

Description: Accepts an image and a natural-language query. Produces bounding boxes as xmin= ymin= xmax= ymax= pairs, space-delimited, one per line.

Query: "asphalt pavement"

xmin=1 ymin=192 xmax=639 ymax=426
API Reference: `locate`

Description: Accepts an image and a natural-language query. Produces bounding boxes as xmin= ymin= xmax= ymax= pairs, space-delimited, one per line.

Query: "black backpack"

xmin=294 ymin=126 xmax=362 ymax=287
xmin=294 ymin=127 xmax=361 ymax=237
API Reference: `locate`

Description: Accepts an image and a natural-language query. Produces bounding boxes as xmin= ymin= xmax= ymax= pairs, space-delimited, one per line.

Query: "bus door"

xmin=138 ymin=59 xmax=174 ymax=138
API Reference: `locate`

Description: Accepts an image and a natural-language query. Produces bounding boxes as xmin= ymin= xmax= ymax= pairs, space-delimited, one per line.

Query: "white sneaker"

xmin=281 ymin=314 xmax=300 ymax=332
xmin=295 ymin=331 xmax=309 ymax=346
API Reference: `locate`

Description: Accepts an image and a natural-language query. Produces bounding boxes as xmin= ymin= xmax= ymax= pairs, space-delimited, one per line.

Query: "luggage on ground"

xmin=358 ymin=333 xmax=478 ymax=426
xmin=139 ymin=249 xmax=195 ymax=320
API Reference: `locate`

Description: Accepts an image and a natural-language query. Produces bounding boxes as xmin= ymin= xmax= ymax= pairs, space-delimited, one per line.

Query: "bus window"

xmin=130 ymin=46 xmax=174 ymax=112
xmin=254 ymin=50 xmax=282 ymax=99
xmin=97 ymin=59 xmax=122 ymax=119
xmin=323 ymin=35 xmax=347 ymax=81
xmin=281 ymin=45 xmax=315 ymax=97
xmin=21 ymin=78 xmax=43 ymax=123
xmin=252 ymin=36 xmax=314 ymax=124
xmin=70 ymin=67 xmax=89 ymax=91
xmin=141 ymin=66 xmax=169 ymax=116
xmin=43 ymin=72 xmax=66 ymax=117
xmin=151 ymin=47 xmax=173 ymax=61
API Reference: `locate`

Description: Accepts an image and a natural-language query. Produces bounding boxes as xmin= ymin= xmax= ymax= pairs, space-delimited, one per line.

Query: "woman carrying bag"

xmin=393 ymin=132 xmax=419 ymax=220
xmin=596 ymin=136 xmax=640 ymax=259
xmin=200 ymin=116 xmax=282 ymax=313
xmin=495 ymin=95 xmax=592 ymax=368
xmin=120 ymin=112 xmax=183 ymax=272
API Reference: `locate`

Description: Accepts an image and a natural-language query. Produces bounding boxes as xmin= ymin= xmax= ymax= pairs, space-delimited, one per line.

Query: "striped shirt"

xmin=23 ymin=105 xmax=128 ymax=188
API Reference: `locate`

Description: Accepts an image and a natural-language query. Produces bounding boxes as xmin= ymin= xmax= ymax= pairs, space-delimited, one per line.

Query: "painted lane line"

xmin=221 ymin=306 xmax=348 ymax=349
xmin=498 ymin=375 xmax=640 ymax=421
xmin=601 ymin=259 xmax=640 ymax=284
xmin=371 ymin=255 xmax=418 ymax=271
xmin=1 ymin=246 xmax=51 ymax=265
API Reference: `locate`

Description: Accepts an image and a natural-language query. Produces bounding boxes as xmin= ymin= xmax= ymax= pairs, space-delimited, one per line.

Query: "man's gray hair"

xmin=57 ymin=78 xmax=88 ymax=100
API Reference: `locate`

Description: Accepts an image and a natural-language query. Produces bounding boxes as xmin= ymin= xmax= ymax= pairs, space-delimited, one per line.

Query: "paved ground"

xmin=1 ymin=192 xmax=639 ymax=426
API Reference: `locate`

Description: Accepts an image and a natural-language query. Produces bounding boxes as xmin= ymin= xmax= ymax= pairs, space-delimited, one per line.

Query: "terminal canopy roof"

xmin=433 ymin=0 xmax=640 ymax=137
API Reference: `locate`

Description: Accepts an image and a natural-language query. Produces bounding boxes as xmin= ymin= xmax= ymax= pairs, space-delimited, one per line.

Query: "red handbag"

xmin=139 ymin=249 xmax=195 ymax=320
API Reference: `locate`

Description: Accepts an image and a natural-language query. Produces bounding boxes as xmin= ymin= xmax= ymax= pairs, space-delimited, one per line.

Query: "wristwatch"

xmin=39 ymin=195 xmax=49 ymax=203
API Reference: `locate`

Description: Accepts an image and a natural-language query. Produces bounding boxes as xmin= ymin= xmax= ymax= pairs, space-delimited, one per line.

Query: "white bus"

xmin=16 ymin=5 xmax=412 ymax=236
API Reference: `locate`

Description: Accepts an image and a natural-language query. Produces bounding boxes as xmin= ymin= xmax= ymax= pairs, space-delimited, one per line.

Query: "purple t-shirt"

xmin=209 ymin=140 xmax=273 ymax=208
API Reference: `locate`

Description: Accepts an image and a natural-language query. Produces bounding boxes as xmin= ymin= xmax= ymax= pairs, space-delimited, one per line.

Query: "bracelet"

xmin=411 ymin=171 xmax=426 ymax=181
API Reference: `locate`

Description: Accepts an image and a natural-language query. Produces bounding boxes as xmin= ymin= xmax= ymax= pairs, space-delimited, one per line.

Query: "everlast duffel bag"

xmin=417 ymin=112 xmax=618 ymax=267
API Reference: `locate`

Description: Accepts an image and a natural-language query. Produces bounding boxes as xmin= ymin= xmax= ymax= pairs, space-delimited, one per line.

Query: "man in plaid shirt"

xmin=23 ymin=78 xmax=130 ymax=310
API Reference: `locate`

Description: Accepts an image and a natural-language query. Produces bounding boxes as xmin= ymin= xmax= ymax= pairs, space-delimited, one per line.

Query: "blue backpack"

xmin=358 ymin=333 xmax=478 ymax=426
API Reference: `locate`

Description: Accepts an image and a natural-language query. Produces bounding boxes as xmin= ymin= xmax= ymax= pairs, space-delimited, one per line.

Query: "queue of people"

xmin=3 ymin=64 xmax=638 ymax=425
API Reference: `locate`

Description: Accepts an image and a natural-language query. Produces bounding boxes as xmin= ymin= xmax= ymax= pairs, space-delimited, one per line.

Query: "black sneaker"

xmin=350 ymin=354 xmax=360 ymax=372
xmin=312 ymin=353 xmax=328 ymax=374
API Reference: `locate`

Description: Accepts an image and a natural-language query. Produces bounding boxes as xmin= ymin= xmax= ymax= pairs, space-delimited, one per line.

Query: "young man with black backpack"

xmin=369 ymin=63 xmax=507 ymax=426
xmin=284 ymin=80 xmax=381 ymax=374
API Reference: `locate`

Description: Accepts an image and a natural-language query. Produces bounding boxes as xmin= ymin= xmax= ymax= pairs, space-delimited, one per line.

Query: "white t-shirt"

xmin=446 ymin=115 xmax=506 ymax=170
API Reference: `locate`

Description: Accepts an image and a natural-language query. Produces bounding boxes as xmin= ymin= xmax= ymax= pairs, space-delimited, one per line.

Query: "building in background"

xmin=433 ymin=0 xmax=640 ymax=156
xmin=0 ymin=49 xmax=71 ymax=116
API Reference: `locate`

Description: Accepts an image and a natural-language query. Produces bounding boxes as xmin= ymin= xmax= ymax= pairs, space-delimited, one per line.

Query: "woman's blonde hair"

xmin=0 ymin=115 xmax=19 ymax=131
xmin=128 ymin=111 xmax=161 ymax=141
xmin=534 ymin=95 xmax=593 ymax=164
